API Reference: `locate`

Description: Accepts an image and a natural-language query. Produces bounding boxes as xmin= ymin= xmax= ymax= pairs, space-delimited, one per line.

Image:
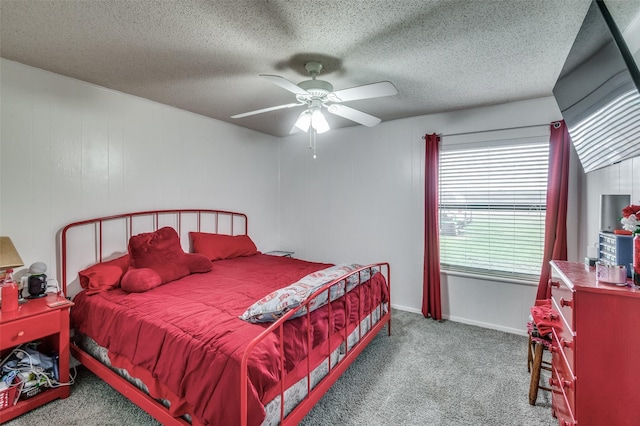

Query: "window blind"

xmin=438 ymin=136 xmax=549 ymax=281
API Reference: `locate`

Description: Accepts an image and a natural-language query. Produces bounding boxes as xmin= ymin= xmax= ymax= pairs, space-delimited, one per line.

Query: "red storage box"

xmin=0 ymin=378 xmax=23 ymax=411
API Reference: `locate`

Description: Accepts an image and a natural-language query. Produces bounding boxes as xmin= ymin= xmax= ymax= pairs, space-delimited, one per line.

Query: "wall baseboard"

xmin=443 ymin=314 xmax=527 ymax=336
xmin=390 ymin=304 xmax=421 ymax=315
xmin=391 ymin=304 xmax=527 ymax=336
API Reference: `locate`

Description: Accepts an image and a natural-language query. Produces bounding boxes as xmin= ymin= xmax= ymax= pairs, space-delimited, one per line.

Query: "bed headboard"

xmin=60 ymin=209 xmax=248 ymax=297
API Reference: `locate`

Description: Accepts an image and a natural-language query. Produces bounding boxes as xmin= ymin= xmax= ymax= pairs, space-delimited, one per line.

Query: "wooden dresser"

xmin=549 ymin=260 xmax=640 ymax=426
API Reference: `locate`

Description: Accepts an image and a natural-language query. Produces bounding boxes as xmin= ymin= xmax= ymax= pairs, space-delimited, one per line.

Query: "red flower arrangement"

xmin=621 ymin=204 xmax=640 ymax=234
xmin=625 ymin=204 xmax=640 ymax=286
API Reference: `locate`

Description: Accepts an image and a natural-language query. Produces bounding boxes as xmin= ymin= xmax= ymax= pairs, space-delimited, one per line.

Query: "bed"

xmin=60 ymin=209 xmax=391 ymax=426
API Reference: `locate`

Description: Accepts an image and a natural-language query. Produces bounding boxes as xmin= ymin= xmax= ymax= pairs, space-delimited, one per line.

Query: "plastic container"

xmin=595 ymin=262 xmax=627 ymax=285
xmin=0 ymin=378 xmax=23 ymax=411
xmin=1 ymin=269 xmax=19 ymax=313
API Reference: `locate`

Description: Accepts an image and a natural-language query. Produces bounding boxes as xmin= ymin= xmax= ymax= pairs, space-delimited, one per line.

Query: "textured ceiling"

xmin=1 ymin=0 xmax=639 ymax=137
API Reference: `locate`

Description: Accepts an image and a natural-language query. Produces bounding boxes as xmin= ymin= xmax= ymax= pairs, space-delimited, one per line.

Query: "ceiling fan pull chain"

xmin=312 ymin=128 xmax=317 ymax=159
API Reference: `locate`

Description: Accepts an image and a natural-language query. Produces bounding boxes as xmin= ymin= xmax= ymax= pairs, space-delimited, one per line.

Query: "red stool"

xmin=527 ymin=321 xmax=552 ymax=405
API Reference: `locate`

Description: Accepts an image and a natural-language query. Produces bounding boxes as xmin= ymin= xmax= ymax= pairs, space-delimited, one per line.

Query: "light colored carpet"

xmin=4 ymin=310 xmax=554 ymax=425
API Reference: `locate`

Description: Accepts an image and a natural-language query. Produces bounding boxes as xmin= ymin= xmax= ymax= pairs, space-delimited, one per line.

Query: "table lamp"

xmin=1 ymin=236 xmax=25 ymax=280
xmin=0 ymin=236 xmax=24 ymax=312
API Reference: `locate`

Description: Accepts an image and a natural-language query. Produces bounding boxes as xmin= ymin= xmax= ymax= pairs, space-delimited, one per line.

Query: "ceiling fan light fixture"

xmin=311 ymin=109 xmax=330 ymax=134
xmin=294 ymin=108 xmax=330 ymax=134
xmin=294 ymin=110 xmax=312 ymax=132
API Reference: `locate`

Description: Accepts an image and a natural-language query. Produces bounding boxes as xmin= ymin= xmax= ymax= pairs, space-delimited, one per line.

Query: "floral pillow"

xmin=239 ymin=264 xmax=376 ymax=323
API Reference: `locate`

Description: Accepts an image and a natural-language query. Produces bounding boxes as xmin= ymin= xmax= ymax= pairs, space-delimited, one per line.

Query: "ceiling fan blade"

xmin=327 ymin=104 xmax=381 ymax=127
xmin=328 ymin=81 xmax=397 ymax=103
xmin=231 ymin=102 xmax=302 ymax=119
xmin=260 ymin=74 xmax=309 ymax=96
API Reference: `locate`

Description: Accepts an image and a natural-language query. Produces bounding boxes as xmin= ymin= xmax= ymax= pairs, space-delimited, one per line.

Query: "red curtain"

xmin=536 ymin=121 xmax=570 ymax=300
xmin=423 ymin=133 xmax=442 ymax=320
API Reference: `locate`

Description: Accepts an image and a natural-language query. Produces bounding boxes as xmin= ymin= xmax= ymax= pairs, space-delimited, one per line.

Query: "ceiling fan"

xmin=231 ymin=61 xmax=398 ymax=135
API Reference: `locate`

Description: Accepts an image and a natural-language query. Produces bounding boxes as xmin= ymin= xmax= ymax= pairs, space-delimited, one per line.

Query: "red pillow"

xmin=190 ymin=232 xmax=258 ymax=261
xmin=121 ymin=268 xmax=163 ymax=293
xmin=79 ymin=254 xmax=129 ymax=295
xmin=184 ymin=253 xmax=213 ymax=273
xmin=121 ymin=257 xmax=211 ymax=293
xmin=128 ymin=227 xmax=190 ymax=285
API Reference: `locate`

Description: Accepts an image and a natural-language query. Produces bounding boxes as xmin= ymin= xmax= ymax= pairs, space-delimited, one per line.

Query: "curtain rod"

xmin=421 ymin=122 xmax=557 ymax=139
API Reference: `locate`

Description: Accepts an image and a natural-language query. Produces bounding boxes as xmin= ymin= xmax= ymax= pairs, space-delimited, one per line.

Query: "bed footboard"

xmin=240 ymin=263 xmax=391 ymax=426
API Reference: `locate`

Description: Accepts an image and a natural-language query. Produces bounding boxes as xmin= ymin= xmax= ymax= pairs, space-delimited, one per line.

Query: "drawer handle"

xmin=548 ymin=377 xmax=573 ymax=389
xmin=561 ymin=338 xmax=574 ymax=350
xmin=550 ymin=280 xmax=560 ymax=288
xmin=560 ymin=297 xmax=573 ymax=308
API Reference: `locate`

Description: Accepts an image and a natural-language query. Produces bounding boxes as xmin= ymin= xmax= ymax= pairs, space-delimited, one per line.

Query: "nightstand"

xmin=0 ymin=294 xmax=73 ymax=423
xmin=265 ymin=251 xmax=294 ymax=258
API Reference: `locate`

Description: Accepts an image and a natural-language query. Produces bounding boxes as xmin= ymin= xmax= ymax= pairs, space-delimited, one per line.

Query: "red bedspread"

xmin=71 ymin=254 xmax=388 ymax=426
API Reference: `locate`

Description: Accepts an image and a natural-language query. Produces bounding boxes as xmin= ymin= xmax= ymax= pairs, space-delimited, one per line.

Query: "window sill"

xmin=440 ymin=268 xmax=539 ymax=287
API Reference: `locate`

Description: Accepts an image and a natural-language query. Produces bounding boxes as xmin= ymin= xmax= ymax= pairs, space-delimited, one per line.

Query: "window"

xmin=438 ymin=133 xmax=549 ymax=281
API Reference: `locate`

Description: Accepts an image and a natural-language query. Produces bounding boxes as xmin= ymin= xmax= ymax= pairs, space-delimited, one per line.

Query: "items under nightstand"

xmin=0 ymin=295 xmax=73 ymax=423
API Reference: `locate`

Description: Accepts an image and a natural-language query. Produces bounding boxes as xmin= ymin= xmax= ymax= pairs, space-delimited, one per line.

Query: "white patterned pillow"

xmin=239 ymin=264 xmax=376 ymax=323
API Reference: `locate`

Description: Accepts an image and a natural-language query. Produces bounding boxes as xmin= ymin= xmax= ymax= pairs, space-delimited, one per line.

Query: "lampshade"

xmin=294 ymin=109 xmax=330 ymax=134
xmin=294 ymin=110 xmax=312 ymax=132
xmin=311 ymin=109 xmax=330 ymax=134
xmin=0 ymin=236 xmax=24 ymax=270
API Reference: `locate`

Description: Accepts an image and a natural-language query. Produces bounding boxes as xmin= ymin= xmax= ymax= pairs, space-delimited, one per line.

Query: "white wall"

xmin=2 ymin=59 xmax=590 ymax=335
xmin=0 ymin=59 xmax=281 ymax=296
xmin=279 ymin=97 xmax=569 ymax=334
xmin=580 ymin=155 xmax=640 ymax=259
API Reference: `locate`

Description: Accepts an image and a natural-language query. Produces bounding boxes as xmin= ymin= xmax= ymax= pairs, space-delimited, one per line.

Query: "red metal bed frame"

xmin=60 ymin=209 xmax=391 ymax=426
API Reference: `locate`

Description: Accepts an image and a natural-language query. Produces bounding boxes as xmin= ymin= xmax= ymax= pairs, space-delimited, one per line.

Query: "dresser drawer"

xmin=550 ymin=366 xmax=577 ymax=426
xmin=551 ymin=333 xmax=575 ymax=413
xmin=552 ymin=326 xmax=575 ymax=375
xmin=550 ymin=279 xmax=574 ymax=332
xmin=0 ymin=310 xmax=60 ymax=347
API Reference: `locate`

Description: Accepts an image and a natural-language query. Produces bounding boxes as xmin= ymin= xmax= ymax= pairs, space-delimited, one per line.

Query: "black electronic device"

xmin=552 ymin=0 xmax=640 ymax=173
xmin=27 ymin=274 xmax=47 ymax=298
